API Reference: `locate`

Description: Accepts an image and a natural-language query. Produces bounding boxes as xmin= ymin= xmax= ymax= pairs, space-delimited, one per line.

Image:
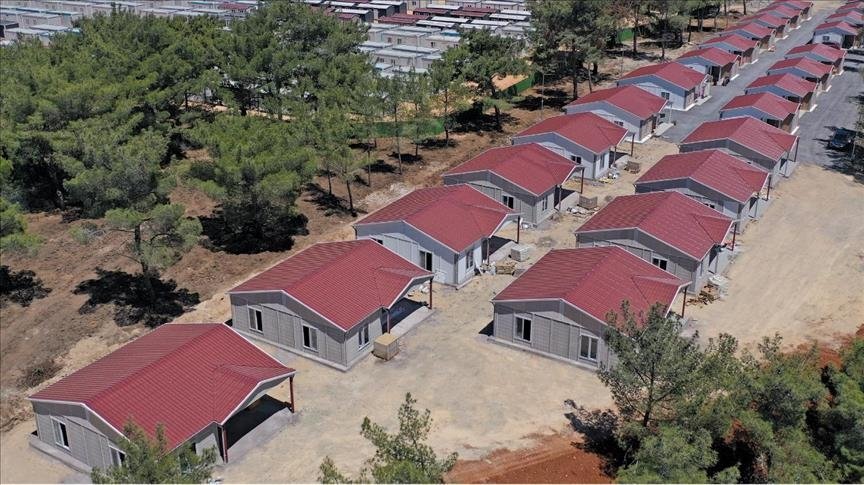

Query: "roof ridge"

xmin=86 ymin=325 xmax=219 ymax=407
xmin=690 ymin=212 xmax=732 ymax=243
xmin=628 ymin=274 xmax=676 ymax=310
xmin=565 ymin=247 xmax=616 ymax=302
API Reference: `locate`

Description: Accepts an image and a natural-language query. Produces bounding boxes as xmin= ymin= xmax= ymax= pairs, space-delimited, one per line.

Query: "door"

xmin=418 ymin=249 xmax=433 ymax=271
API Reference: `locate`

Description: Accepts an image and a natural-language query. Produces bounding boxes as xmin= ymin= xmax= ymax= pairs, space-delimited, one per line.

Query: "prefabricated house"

xmin=740 ymin=13 xmax=788 ymax=38
xmin=745 ymin=73 xmax=817 ymax=112
xmin=634 ymin=149 xmax=771 ymax=234
xmin=230 ymin=240 xmax=433 ymax=370
xmin=770 ymin=0 xmax=812 ymax=20
xmin=759 ymin=4 xmax=800 ymax=29
xmin=827 ymin=11 xmax=864 ymax=29
xmin=617 ymin=62 xmax=711 ymax=111
xmin=785 ymin=43 xmax=846 ymax=74
xmin=442 ymin=143 xmax=578 ymax=225
xmin=490 ymin=247 xmax=689 ymax=369
xmin=354 ymin=185 xmax=518 ymax=287
xmin=575 ymin=191 xmax=735 ymax=293
xmin=675 ymin=47 xmax=740 ymax=85
xmin=766 ymin=57 xmax=832 ymax=92
xmin=563 ymin=85 xmax=668 ymax=143
xmin=837 ymin=2 xmax=864 ymax=14
xmin=720 ymin=92 xmax=800 ymax=133
xmin=28 ymin=324 xmax=296 ymax=471
xmin=812 ymin=21 xmax=861 ymax=48
xmin=723 ymin=22 xmax=775 ymax=49
xmin=679 ymin=116 xmax=799 ymax=187
xmin=701 ymin=34 xmax=759 ymax=66
xmin=511 ymin=113 xmax=628 ymax=180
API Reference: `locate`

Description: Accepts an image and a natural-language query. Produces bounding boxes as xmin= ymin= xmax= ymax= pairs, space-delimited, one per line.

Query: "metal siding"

xmin=493 ymin=306 xmax=515 ymax=343
xmin=357 ymin=221 xmax=458 ymax=284
xmin=550 ymin=320 xmax=570 ymax=358
xmin=618 ymin=78 xmax=689 ymax=110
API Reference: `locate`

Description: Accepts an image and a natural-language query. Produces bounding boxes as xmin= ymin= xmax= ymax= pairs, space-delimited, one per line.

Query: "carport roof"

xmin=676 ymin=46 xmax=739 ymax=66
xmin=746 ymin=73 xmax=817 ymax=97
xmin=355 ymin=185 xmax=516 ymax=253
xmin=564 ymin=85 xmax=668 ymax=120
xmin=635 ymin=149 xmax=770 ymax=203
xmin=767 ymin=56 xmax=833 ymax=77
xmin=30 ymin=324 xmax=294 ymax=451
xmin=492 ymin=247 xmax=687 ymax=324
xmin=230 ymin=240 xmax=432 ymax=330
xmin=702 ymin=33 xmax=759 ymax=51
xmin=443 ymin=144 xmax=577 ymax=196
xmin=575 ymin=192 xmax=734 ymax=260
xmin=786 ymin=43 xmax=845 ymax=62
xmin=515 ymin=112 xmax=628 ymax=154
xmin=619 ymin=61 xmax=709 ymax=91
xmin=680 ymin=116 xmax=799 ymax=163
xmin=813 ymin=20 xmax=859 ymax=35
xmin=722 ymin=92 xmax=799 ymax=121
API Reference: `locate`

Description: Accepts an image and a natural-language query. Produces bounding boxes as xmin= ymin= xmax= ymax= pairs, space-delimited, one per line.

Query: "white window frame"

xmin=466 ymin=250 xmax=475 ymax=270
xmin=514 ymin=316 xmax=532 ymax=342
xmin=703 ymin=201 xmax=717 ymax=210
xmin=502 ymin=194 xmax=515 ymax=209
xmin=249 ymin=308 xmax=263 ymax=333
xmin=419 ymin=249 xmax=433 ymax=271
xmin=580 ymin=334 xmax=599 ymax=362
xmin=651 ymin=256 xmax=669 ymax=271
xmin=541 ymin=196 xmax=549 ymax=211
xmin=51 ymin=417 xmax=69 ymax=449
xmin=661 ymin=91 xmax=671 ymax=100
xmin=613 ymin=120 xmax=625 ymax=127
xmin=571 ymin=155 xmax=582 ymax=164
xmin=358 ymin=324 xmax=370 ymax=349
xmin=302 ymin=324 xmax=319 ymax=351
xmin=372 ymin=237 xmax=384 ymax=245
xmin=109 ymin=445 xmax=126 ymax=467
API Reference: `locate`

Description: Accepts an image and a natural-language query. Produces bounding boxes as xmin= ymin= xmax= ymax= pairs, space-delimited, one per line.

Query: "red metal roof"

xmin=837 ymin=3 xmax=864 ymax=14
xmin=814 ymin=21 xmax=859 ymax=35
xmin=771 ymin=0 xmax=811 ymax=11
xmin=742 ymin=13 xmax=786 ymax=28
xmin=30 ymin=324 xmax=293 ymax=450
xmin=564 ymin=85 xmax=667 ymax=120
xmin=721 ymin=92 xmax=799 ymax=120
xmin=635 ymin=149 xmax=769 ymax=203
xmin=620 ymin=62 xmax=709 ymax=90
xmin=827 ymin=11 xmax=864 ymax=24
xmin=702 ymin=33 xmax=759 ymax=51
xmin=677 ymin=46 xmax=739 ymax=66
xmin=786 ymin=43 xmax=845 ymax=62
xmin=760 ymin=4 xmax=798 ymax=19
xmin=492 ymin=247 xmax=687 ymax=324
xmin=576 ymin=192 xmax=734 ymax=260
xmin=681 ymin=116 xmax=799 ymax=163
xmin=443 ymin=144 xmax=577 ymax=196
xmin=231 ymin=240 xmax=432 ymax=330
xmin=515 ymin=112 xmax=628 ymax=154
xmin=725 ymin=22 xmax=774 ymax=38
xmin=767 ymin=57 xmax=833 ymax=77
xmin=746 ymin=73 xmax=817 ymax=97
xmin=356 ymin=185 xmax=516 ymax=253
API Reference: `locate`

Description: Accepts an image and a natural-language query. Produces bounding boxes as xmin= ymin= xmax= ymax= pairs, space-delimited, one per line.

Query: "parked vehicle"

xmin=829 ymin=128 xmax=855 ymax=151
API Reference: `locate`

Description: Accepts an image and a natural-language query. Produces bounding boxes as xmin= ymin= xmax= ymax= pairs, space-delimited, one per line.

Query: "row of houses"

xmin=25 ymin=0 xmax=859 ymax=475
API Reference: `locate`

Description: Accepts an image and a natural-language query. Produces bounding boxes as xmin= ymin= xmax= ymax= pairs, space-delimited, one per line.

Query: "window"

xmin=502 ymin=195 xmax=514 ymax=209
xmin=302 ymin=325 xmax=319 ymax=351
xmin=430 ymin=41 xmax=436 ymax=47
xmin=358 ymin=324 xmax=370 ymax=349
xmin=661 ymin=91 xmax=671 ymax=100
xmin=109 ymin=446 xmax=126 ymax=467
xmin=396 ymin=38 xmax=402 ymax=44
xmin=613 ymin=120 xmax=625 ymax=127
xmin=542 ymin=196 xmax=549 ymax=211
xmin=515 ymin=316 xmax=532 ymax=342
xmin=571 ymin=155 xmax=582 ymax=164
xmin=51 ymin=418 xmax=69 ymax=449
xmin=249 ymin=308 xmax=263 ymax=333
xmin=703 ymin=201 xmax=717 ymax=210
xmin=372 ymin=238 xmax=384 ymax=245
xmin=386 ymin=37 xmax=392 ymax=43
xmin=651 ymin=256 xmax=669 ymax=271
xmin=822 ymin=35 xmax=829 ymax=42
xmin=466 ymin=250 xmax=475 ymax=270
xmin=419 ymin=249 xmax=433 ymax=271
xmin=580 ymin=335 xmax=599 ymax=361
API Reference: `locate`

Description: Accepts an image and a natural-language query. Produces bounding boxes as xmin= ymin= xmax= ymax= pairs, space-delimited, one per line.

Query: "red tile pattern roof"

xmin=635 ymin=149 xmax=770 ymax=203
xmin=725 ymin=22 xmax=774 ymax=38
xmin=746 ymin=73 xmax=817 ymax=97
xmin=515 ymin=113 xmax=628 ymax=154
xmin=702 ymin=33 xmax=759 ymax=51
xmin=742 ymin=14 xmax=786 ymax=28
xmin=786 ymin=43 xmax=845 ymax=62
xmin=681 ymin=116 xmax=799 ymax=162
xmin=767 ymin=57 xmax=833 ymax=77
xmin=30 ymin=324 xmax=293 ymax=450
xmin=492 ymin=247 xmax=687 ymax=324
xmin=677 ymin=46 xmax=739 ymax=66
xmin=576 ymin=192 xmax=733 ymax=260
xmin=231 ymin=240 xmax=432 ymax=330
xmin=564 ymin=85 xmax=667 ymax=120
xmin=620 ymin=61 xmax=709 ymax=90
xmin=814 ymin=21 xmax=859 ymax=35
xmin=721 ymin=92 xmax=800 ymax=120
xmin=771 ymin=0 xmax=812 ymax=11
xmin=357 ymin=185 xmax=515 ymax=252
xmin=760 ymin=4 xmax=798 ymax=19
xmin=443 ymin=144 xmax=577 ymax=196
xmin=827 ymin=11 xmax=864 ymax=24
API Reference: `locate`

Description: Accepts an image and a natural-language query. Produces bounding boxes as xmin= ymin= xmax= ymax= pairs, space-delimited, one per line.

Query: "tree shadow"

xmin=0 ymin=266 xmax=52 ymax=308
xmin=563 ymin=402 xmax=626 ymax=476
xmin=421 ymin=138 xmax=457 ymax=150
xmin=390 ymin=151 xmax=423 ymax=165
xmin=451 ymin=108 xmax=516 ymax=133
xmin=74 ymin=269 xmax=199 ymax=328
xmin=303 ymin=182 xmax=354 ymax=217
xmin=200 ymin=207 xmax=308 ymax=254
